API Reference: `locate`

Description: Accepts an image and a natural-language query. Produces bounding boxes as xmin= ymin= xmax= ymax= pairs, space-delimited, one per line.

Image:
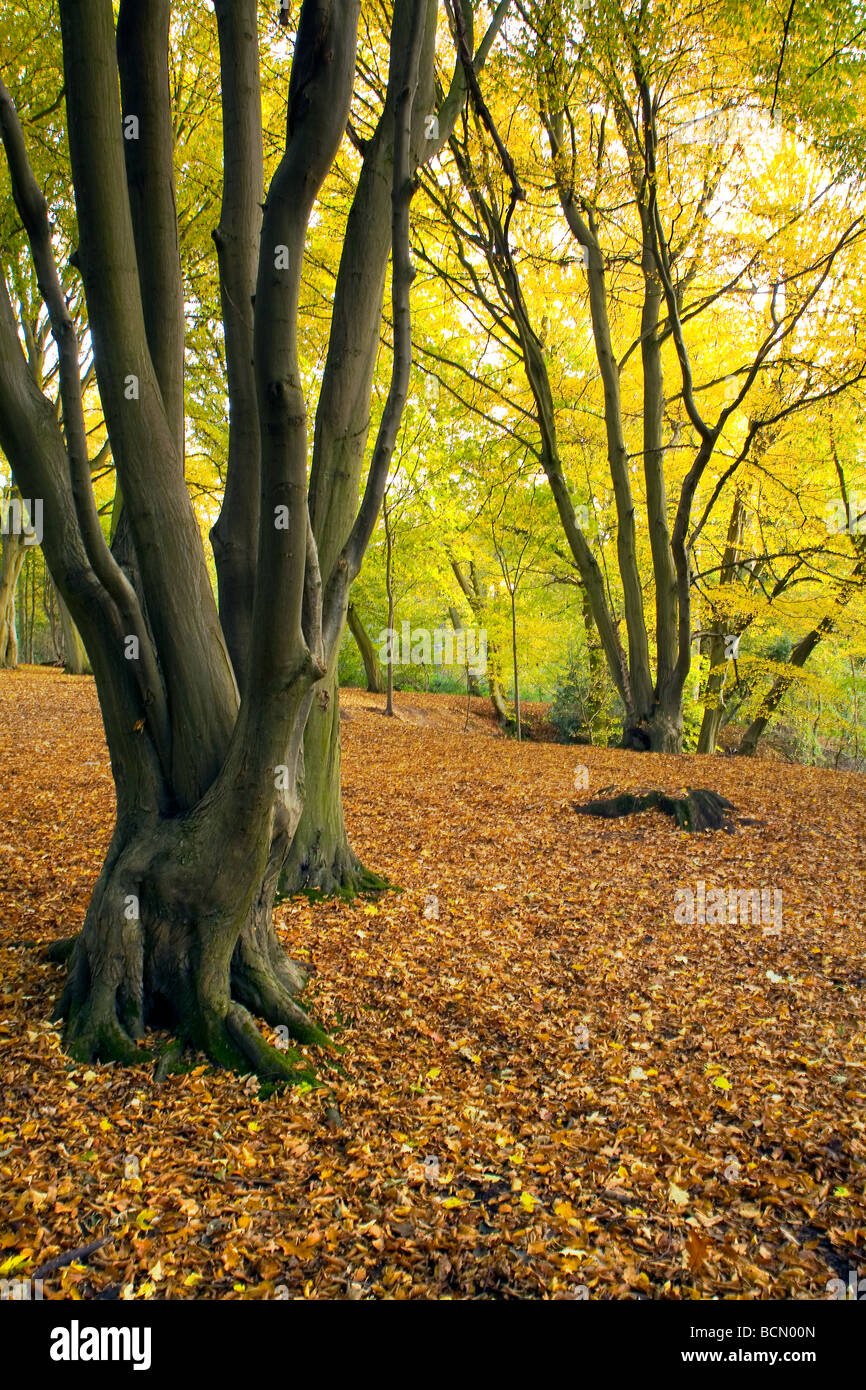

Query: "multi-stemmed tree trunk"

xmin=0 ymin=0 xmax=428 ymax=1075
xmin=280 ymin=0 xmax=509 ymax=894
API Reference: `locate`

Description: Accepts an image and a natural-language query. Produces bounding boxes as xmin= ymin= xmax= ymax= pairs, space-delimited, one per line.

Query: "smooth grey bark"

xmin=116 ymin=0 xmax=186 ymax=459
xmin=208 ymin=0 xmax=263 ymax=692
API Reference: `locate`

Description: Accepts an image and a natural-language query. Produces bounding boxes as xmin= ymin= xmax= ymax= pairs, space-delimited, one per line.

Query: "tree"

xmin=737 ymin=437 xmax=866 ymax=756
xmin=0 ymin=0 xmax=428 ymax=1076
xmin=490 ymin=478 xmax=543 ymax=739
xmin=423 ymin=0 xmax=866 ymax=750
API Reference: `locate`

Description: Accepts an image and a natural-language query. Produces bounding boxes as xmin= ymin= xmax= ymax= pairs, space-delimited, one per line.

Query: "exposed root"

xmin=226 ymin=1002 xmax=315 ymax=1082
xmin=65 ymin=1003 xmax=152 ymax=1067
xmin=231 ymin=957 xmax=330 ymax=1048
xmin=278 ymin=831 xmax=393 ymax=901
xmin=44 ymin=935 xmax=79 ymax=964
xmin=575 ymin=786 xmax=737 ymax=833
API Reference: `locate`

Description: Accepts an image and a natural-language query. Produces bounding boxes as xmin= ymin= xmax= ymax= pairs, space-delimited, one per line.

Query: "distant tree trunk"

xmin=384 ymin=495 xmax=395 ymax=718
xmin=737 ymin=617 xmax=832 ymax=757
xmin=55 ymin=584 xmax=91 ymax=674
xmin=510 ymin=584 xmax=521 ymax=740
xmin=347 ymin=600 xmax=383 ymax=693
xmin=449 ymin=604 xmax=480 ymax=695
xmin=697 ymin=494 xmax=749 ymax=754
xmin=0 ymin=525 xmax=26 ymax=666
xmin=450 ymin=556 xmax=508 ymax=723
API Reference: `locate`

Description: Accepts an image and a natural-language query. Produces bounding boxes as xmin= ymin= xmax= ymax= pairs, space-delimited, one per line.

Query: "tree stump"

xmin=574 ymin=787 xmax=737 ymax=832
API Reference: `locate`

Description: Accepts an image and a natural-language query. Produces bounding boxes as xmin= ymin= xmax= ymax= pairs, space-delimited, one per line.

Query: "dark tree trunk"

xmin=0 ymin=0 xmax=427 ymax=1074
xmin=576 ymin=786 xmax=736 ymax=832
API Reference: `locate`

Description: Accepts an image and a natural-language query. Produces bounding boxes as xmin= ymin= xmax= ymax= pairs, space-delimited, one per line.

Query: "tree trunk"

xmin=347 ymin=600 xmax=384 ymax=693
xmin=278 ymin=0 xmax=443 ymax=896
xmin=449 ymin=604 xmax=480 ymax=695
xmin=622 ymin=702 xmax=683 ymax=753
xmin=696 ymin=688 xmax=724 ymax=756
xmin=738 ymin=617 xmax=832 ymax=757
xmin=0 ymin=524 xmax=26 ymax=666
xmin=55 ymin=584 xmax=91 ymax=674
xmin=510 ymin=585 xmax=521 ymax=740
xmin=450 ymin=556 xmax=508 ymax=723
xmin=282 ymin=3 xmax=510 ymax=898
xmin=384 ymin=499 xmax=395 ymax=717
xmin=278 ymin=667 xmax=386 ymax=897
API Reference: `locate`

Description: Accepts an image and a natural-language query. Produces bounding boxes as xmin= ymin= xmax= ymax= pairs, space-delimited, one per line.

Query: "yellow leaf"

xmin=519 ymin=1192 xmax=537 ymax=1212
xmin=668 ymin=1182 xmax=689 ymax=1208
xmin=426 ymin=1067 xmax=441 ymax=1080
xmin=713 ymin=1076 xmax=732 ymax=1091
xmin=442 ymin=1197 xmax=463 ymax=1209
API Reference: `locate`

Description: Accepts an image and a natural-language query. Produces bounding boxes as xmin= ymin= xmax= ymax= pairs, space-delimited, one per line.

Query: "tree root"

xmin=44 ymin=935 xmax=79 ymax=964
xmin=575 ymin=786 xmax=737 ymax=832
xmin=226 ymin=1002 xmax=317 ymax=1082
xmin=230 ymin=958 xmax=330 ymax=1048
xmin=278 ymin=840 xmax=393 ymax=902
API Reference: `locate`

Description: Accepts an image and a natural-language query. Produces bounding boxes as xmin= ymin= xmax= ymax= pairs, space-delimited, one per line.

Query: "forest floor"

xmin=1 ymin=667 xmax=864 ymax=1300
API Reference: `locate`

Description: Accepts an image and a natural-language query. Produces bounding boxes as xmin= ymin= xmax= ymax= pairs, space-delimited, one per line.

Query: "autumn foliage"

xmin=1 ymin=670 xmax=863 ymax=1300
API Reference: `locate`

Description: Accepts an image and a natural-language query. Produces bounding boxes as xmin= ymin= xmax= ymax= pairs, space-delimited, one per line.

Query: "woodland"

xmin=0 ymin=0 xmax=864 ymax=1306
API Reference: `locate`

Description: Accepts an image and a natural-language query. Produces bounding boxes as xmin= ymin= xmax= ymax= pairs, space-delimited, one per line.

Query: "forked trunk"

xmin=622 ymin=701 xmax=683 ymax=754
xmin=55 ymin=758 xmax=327 ymax=1079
